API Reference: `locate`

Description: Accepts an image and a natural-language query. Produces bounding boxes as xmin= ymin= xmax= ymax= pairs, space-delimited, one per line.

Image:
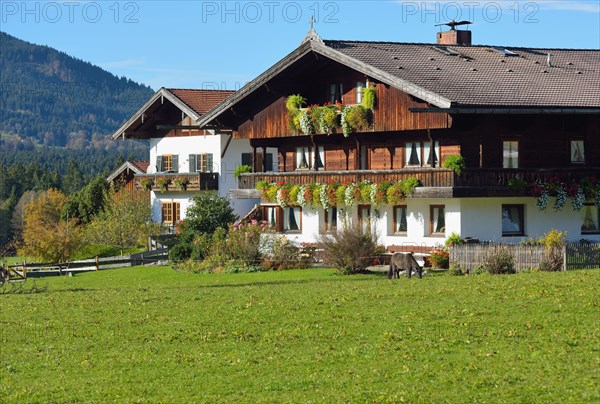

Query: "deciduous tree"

xmin=20 ymin=189 xmax=82 ymax=263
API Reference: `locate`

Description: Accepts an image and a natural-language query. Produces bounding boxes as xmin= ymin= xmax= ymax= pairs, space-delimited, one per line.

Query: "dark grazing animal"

xmin=387 ymin=252 xmax=423 ymax=279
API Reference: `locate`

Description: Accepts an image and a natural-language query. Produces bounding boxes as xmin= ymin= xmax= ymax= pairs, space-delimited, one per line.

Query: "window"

xmin=283 ymin=207 xmax=302 ymax=232
xmin=296 ymin=146 xmax=324 ymax=170
xmin=430 ymin=205 xmax=445 ymax=236
xmin=330 ymin=83 xmax=343 ymax=104
xmin=262 ymin=206 xmax=302 ymax=232
xmin=393 ymin=205 xmax=408 ymax=234
xmin=324 ymin=207 xmax=337 ymax=233
xmin=189 ymin=153 xmax=213 ymax=173
xmin=502 ymin=204 xmax=525 ymax=236
xmin=356 ymin=82 xmax=364 ymax=104
xmin=404 ymin=142 xmax=440 ymax=167
xmin=503 ymin=141 xmax=519 ymax=169
xmin=581 ymin=204 xmax=599 ymax=234
xmin=571 ymin=140 xmax=585 ymax=164
xmin=241 ymin=152 xmax=273 ymax=172
xmin=156 ymin=155 xmax=179 ymax=173
xmin=161 ymin=202 xmax=181 ymax=224
xmin=358 ymin=205 xmax=371 ymax=233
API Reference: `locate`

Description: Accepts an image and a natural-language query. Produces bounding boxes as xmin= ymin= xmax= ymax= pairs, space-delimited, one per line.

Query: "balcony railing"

xmin=238 ymin=167 xmax=600 ymax=197
xmin=136 ymin=172 xmax=219 ymax=192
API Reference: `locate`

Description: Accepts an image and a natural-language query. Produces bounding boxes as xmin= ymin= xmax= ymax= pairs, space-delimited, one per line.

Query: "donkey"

xmin=387 ymin=252 xmax=423 ymax=279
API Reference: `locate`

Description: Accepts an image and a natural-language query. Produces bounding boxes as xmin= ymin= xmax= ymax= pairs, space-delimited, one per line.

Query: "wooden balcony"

xmin=238 ymin=167 xmax=600 ymax=198
xmin=135 ymin=172 xmax=219 ymax=192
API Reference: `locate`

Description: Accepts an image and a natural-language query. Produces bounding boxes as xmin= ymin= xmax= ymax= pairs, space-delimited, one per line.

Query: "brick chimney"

xmin=437 ymin=29 xmax=472 ymax=46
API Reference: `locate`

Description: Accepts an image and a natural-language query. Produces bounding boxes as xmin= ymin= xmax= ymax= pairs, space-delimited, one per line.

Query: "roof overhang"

xmin=111 ymin=88 xmax=202 ymax=140
xmin=197 ymin=40 xmax=452 ymax=129
xmin=106 ymin=161 xmax=147 ymax=182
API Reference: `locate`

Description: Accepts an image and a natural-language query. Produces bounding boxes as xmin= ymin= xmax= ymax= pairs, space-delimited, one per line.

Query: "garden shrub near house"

xmin=482 ymin=246 xmax=515 ymax=274
xmin=316 ymin=224 xmax=380 ymax=274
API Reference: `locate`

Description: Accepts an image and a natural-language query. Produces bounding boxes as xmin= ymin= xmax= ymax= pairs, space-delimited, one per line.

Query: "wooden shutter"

xmin=206 ymin=154 xmax=214 ymax=172
xmin=189 ymin=154 xmax=196 ymax=172
xmin=172 ymin=155 xmax=179 ymax=173
xmin=156 ymin=156 xmax=163 ymax=172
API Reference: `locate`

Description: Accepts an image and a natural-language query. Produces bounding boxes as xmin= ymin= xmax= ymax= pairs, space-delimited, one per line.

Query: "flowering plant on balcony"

xmin=429 ymin=246 xmax=450 ymax=269
xmin=344 ymin=183 xmax=360 ymax=206
xmin=276 ymin=184 xmax=291 ymax=207
xmin=533 ymin=176 xmax=600 ymax=211
xmin=257 ymin=177 xmax=420 ymax=208
xmin=370 ymin=181 xmax=391 ymax=207
xmin=318 ymin=183 xmax=337 ymax=210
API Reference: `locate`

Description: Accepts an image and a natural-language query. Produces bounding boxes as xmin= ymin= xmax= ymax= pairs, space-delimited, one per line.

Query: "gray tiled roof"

xmin=324 ymin=40 xmax=600 ymax=108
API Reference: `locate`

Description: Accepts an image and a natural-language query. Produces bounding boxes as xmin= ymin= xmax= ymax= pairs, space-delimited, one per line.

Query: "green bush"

xmin=482 ymin=246 xmax=515 ymax=275
xmin=449 ymin=263 xmax=464 ymax=276
xmin=445 ymin=232 xmax=464 ymax=247
xmin=443 ymin=155 xmax=466 ymax=176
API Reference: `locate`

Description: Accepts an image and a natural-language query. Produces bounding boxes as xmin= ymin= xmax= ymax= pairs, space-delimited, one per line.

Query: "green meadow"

xmin=0 ymin=267 xmax=598 ymax=402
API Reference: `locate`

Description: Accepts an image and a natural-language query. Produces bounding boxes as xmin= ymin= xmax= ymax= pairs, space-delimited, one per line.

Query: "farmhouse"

xmin=195 ymin=26 xmax=600 ymax=247
xmin=111 ymin=87 xmax=259 ymax=226
xmin=112 ymin=25 xmax=599 ymax=248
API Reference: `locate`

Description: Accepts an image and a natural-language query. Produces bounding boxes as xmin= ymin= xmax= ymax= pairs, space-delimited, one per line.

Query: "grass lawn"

xmin=0 ymin=267 xmax=598 ymax=402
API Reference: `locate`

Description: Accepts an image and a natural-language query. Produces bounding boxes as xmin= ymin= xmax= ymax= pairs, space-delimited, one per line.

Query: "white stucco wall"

xmin=274 ymin=197 xmax=598 ymax=247
xmin=148 ymin=133 xmax=258 ymax=221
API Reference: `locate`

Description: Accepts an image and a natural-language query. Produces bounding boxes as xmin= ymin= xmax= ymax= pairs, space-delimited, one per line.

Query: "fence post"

xmin=95 ymin=256 xmax=99 ymax=271
xmin=562 ymin=244 xmax=567 ymax=272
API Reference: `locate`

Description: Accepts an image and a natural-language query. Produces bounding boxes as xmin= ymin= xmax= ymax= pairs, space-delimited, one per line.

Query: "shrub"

xmin=316 ymin=225 xmax=379 ymax=274
xmin=443 ymin=155 xmax=466 ymax=176
xmin=449 ymin=263 xmax=464 ymax=276
xmin=261 ymin=236 xmax=308 ymax=271
xmin=482 ymin=246 xmax=515 ymax=275
xmin=538 ymin=229 xmax=566 ymax=271
xmin=168 ymin=242 xmax=193 ymax=262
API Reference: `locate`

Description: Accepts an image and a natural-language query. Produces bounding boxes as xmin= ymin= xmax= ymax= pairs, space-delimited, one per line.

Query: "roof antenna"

xmin=435 ymin=20 xmax=473 ymax=31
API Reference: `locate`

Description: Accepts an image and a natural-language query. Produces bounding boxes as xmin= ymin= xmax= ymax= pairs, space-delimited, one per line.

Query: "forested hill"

xmin=0 ymin=31 xmax=154 ymax=148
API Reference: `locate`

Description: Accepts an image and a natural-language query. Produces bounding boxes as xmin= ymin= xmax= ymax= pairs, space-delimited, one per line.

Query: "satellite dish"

xmin=435 ymin=20 xmax=473 ymax=30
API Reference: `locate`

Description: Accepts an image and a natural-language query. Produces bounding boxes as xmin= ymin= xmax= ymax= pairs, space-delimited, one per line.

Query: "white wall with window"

xmin=148 ymin=133 xmax=257 ymax=221
xmin=460 ymin=198 xmax=599 ymax=243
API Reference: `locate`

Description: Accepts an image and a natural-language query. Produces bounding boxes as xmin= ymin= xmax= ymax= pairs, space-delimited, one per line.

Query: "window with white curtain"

xmin=571 ymin=140 xmax=585 ymax=164
xmin=393 ymin=205 xmax=408 ymax=234
xmin=581 ymin=204 xmax=599 ymax=234
xmin=296 ymin=147 xmax=310 ymax=169
xmin=503 ymin=141 xmax=519 ymax=168
xmin=296 ymin=146 xmax=324 ymax=170
xmin=356 ymin=82 xmax=364 ymax=104
xmin=323 ymin=207 xmax=337 ymax=233
xmin=430 ymin=205 xmax=445 ymax=235
xmin=283 ymin=207 xmax=302 ymax=231
xmin=405 ymin=142 xmax=440 ymax=167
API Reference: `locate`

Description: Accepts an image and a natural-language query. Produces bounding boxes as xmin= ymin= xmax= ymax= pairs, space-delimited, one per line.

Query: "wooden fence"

xmin=450 ymin=242 xmax=600 ymax=273
xmin=3 ymin=248 xmax=168 ymax=280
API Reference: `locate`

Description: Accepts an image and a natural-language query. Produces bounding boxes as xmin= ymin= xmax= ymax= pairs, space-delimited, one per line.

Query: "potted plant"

xmin=174 ymin=177 xmax=190 ymax=191
xmin=362 ymin=84 xmax=376 ymax=110
xmin=442 ymin=155 xmax=465 ymax=176
xmin=140 ymin=178 xmax=154 ymax=191
xmin=157 ymin=178 xmax=171 ymax=192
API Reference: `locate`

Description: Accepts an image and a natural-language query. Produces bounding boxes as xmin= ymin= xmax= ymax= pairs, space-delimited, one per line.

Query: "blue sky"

xmin=2 ymin=1 xmax=599 ymax=90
